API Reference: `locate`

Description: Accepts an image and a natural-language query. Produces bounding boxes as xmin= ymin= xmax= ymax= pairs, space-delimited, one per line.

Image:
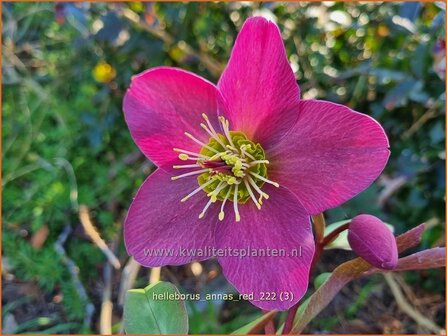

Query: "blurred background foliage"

xmin=2 ymin=1 xmax=445 ymax=334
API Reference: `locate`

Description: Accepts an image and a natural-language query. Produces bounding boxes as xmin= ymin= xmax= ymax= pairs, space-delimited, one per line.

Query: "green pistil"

xmin=198 ymin=131 xmax=267 ymax=204
xmin=172 ymin=114 xmax=279 ymax=222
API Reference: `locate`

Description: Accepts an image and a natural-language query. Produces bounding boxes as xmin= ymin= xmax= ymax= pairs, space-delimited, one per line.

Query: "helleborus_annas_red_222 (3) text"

xmin=122 ymin=16 xmax=390 ymax=311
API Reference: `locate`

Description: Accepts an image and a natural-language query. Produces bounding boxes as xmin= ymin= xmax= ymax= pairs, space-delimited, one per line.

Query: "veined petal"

xmin=348 ymin=214 xmax=398 ymax=270
xmin=124 ymin=169 xmax=219 ymax=266
xmin=215 ymin=185 xmax=315 ymax=311
xmin=123 ymin=66 xmax=223 ymax=172
xmin=268 ymin=100 xmax=390 ymax=215
xmin=218 ymin=16 xmax=300 ymax=148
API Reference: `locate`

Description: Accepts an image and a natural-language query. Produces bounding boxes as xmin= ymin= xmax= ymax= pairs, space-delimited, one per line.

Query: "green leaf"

xmin=123 ymin=281 xmax=188 ymax=334
xmin=231 ymin=311 xmax=276 ymax=334
xmin=324 ymin=219 xmax=394 ymax=250
xmin=314 ymin=272 xmax=331 ymax=290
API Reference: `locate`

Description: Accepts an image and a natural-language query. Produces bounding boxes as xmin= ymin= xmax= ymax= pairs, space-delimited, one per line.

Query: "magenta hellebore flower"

xmin=348 ymin=214 xmax=398 ymax=270
xmin=123 ymin=17 xmax=390 ymax=310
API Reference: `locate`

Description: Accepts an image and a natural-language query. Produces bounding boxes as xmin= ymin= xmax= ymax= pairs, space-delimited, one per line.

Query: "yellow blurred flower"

xmin=377 ymin=24 xmax=390 ymax=37
xmin=331 ymin=27 xmax=345 ymax=38
xmin=168 ymin=44 xmax=186 ymax=63
xmin=129 ymin=2 xmax=144 ymax=13
xmin=93 ymin=62 xmax=116 ymax=83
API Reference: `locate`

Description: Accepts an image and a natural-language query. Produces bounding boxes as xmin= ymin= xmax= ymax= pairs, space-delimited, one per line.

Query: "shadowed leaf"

xmin=123 ymin=281 xmax=188 ymax=334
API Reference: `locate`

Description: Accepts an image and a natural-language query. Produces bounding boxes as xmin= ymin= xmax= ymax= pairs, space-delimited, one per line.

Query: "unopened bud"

xmin=348 ymin=214 xmax=398 ymax=270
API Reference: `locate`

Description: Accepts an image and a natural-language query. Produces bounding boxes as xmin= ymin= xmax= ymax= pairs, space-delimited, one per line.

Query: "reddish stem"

xmin=262 ymin=309 xmax=275 ymax=334
xmin=321 ymin=222 xmax=351 ymax=246
xmin=264 ymin=318 xmax=275 ymax=334
xmin=282 ymin=222 xmax=351 ymax=334
xmin=282 ymin=299 xmax=300 ymax=335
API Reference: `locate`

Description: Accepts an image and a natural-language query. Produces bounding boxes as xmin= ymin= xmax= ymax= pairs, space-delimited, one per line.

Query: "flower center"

xmin=171 ymin=114 xmax=279 ymax=222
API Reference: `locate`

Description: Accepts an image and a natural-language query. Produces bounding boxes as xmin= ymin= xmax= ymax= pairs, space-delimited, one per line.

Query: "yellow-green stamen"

xmin=171 ymin=114 xmax=279 ymax=222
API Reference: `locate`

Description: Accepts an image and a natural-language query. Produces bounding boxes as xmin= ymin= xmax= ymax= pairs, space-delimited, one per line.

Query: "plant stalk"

xmin=282 ymin=220 xmax=351 ymax=334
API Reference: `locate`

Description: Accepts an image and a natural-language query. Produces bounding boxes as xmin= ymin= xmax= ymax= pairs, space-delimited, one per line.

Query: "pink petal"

xmin=123 ymin=67 xmax=223 ymax=171
xmin=124 ymin=169 xmax=219 ymax=266
xmin=268 ymin=100 xmax=390 ymax=215
xmin=218 ymin=17 xmax=300 ymax=148
xmin=348 ymin=214 xmax=398 ymax=270
xmin=215 ymin=185 xmax=315 ymax=311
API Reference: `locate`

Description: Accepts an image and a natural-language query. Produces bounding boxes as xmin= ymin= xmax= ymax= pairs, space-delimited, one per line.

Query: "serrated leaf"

xmin=123 ymin=281 xmax=188 ymax=334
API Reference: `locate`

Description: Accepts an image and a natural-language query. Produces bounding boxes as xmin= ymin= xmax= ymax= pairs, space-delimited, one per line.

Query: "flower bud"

xmin=92 ymin=62 xmax=116 ymax=83
xmin=348 ymin=214 xmax=398 ymax=270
